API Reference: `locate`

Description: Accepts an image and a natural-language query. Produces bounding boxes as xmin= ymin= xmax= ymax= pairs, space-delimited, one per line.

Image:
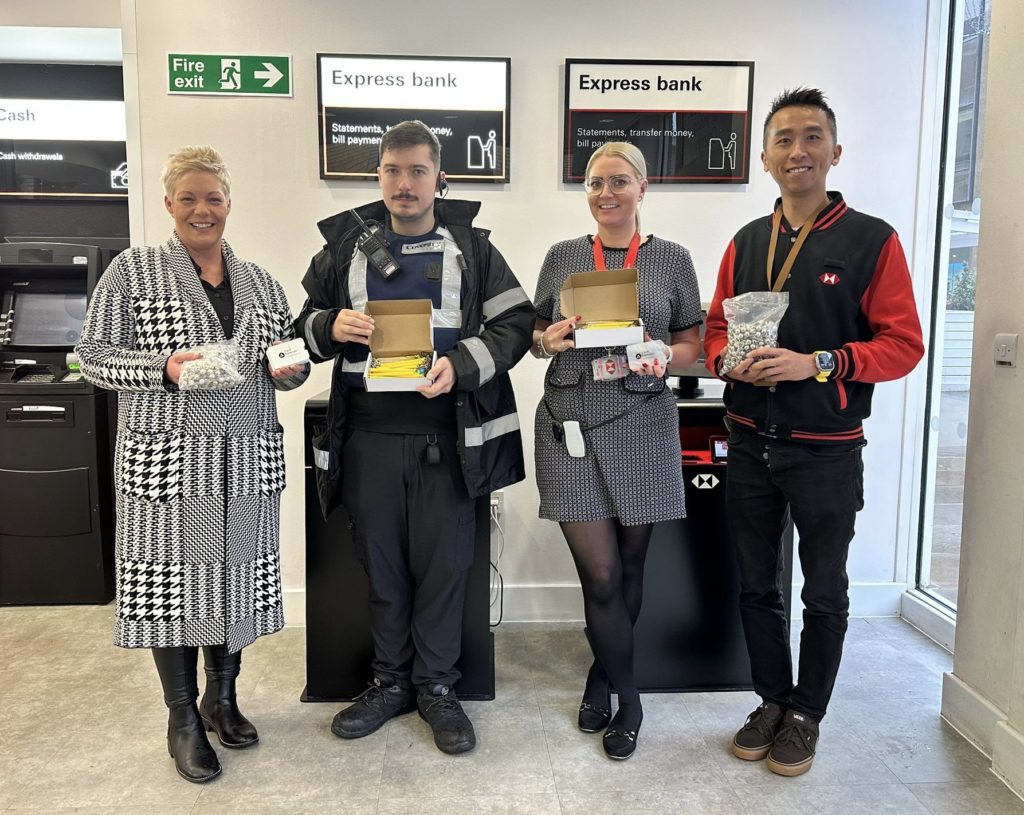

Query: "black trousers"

xmin=726 ymin=426 xmax=865 ymax=721
xmin=341 ymin=429 xmax=476 ymax=688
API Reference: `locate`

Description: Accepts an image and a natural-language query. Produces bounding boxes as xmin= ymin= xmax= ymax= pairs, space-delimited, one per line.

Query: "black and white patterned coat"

xmin=76 ymin=233 xmax=304 ymax=651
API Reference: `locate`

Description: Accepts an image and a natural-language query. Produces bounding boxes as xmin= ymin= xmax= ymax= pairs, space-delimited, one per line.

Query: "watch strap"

xmin=813 ymin=350 xmax=834 ymax=382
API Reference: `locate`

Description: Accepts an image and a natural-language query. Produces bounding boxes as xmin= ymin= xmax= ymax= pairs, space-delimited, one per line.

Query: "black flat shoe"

xmin=603 ymin=710 xmax=642 ymax=760
xmin=578 ymin=700 xmax=612 ymax=733
xmin=578 ymin=653 xmax=612 ymax=733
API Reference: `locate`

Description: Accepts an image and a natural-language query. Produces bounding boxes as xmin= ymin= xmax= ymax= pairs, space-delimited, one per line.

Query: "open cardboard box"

xmin=560 ymin=268 xmax=644 ymax=348
xmin=363 ymin=299 xmax=436 ymax=392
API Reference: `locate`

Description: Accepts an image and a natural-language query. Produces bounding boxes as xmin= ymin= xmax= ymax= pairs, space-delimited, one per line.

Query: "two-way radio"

xmin=351 ymin=210 xmax=400 ymax=279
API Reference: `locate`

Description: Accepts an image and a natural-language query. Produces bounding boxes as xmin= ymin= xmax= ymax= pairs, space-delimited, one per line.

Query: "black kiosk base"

xmin=302 ymin=393 xmax=495 ymax=702
xmin=634 ymin=400 xmax=794 ymax=692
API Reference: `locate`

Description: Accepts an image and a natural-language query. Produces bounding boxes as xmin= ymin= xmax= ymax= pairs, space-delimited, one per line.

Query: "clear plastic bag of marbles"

xmin=178 ymin=339 xmax=244 ymax=390
xmin=720 ymin=292 xmax=790 ymax=375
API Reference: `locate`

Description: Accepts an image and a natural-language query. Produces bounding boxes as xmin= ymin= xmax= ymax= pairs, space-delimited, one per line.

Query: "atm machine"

xmin=0 ymin=242 xmax=116 ymax=604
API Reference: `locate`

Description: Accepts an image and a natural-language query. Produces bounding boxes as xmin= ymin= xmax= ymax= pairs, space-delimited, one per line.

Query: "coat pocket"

xmin=117 ymin=428 xmax=184 ymax=503
xmin=224 ymin=427 xmax=285 ymax=498
xmin=257 ymin=426 xmax=286 ymax=496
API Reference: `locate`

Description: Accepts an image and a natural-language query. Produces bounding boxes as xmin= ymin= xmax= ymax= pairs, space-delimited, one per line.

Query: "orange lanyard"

xmin=593 ymin=232 xmax=641 ymax=270
xmin=765 ymin=200 xmax=830 ymax=292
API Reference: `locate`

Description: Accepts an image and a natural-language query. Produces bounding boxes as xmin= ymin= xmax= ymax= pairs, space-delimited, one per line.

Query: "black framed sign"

xmin=0 ymin=98 xmax=128 ymax=199
xmin=563 ymin=59 xmax=754 ymax=184
xmin=317 ymin=54 xmax=510 ymax=182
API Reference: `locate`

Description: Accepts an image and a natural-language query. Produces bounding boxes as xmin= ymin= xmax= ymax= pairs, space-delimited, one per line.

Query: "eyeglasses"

xmin=583 ymin=174 xmax=636 ymax=194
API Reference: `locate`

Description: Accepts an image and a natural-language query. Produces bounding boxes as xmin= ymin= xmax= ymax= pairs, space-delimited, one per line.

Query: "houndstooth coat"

xmin=76 ymin=233 xmax=304 ymax=651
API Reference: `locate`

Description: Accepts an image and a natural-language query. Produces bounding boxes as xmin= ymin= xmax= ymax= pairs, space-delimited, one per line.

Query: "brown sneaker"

xmin=732 ymin=701 xmax=785 ymax=760
xmin=766 ymin=709 xmax=819 ymax=776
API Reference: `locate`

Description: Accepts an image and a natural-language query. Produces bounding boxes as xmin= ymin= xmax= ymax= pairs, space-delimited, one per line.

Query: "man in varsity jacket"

xmin=704 ymin=89 xmax=924 ymax=776
xmin=295 ymin=120 xmax=534 ymax=755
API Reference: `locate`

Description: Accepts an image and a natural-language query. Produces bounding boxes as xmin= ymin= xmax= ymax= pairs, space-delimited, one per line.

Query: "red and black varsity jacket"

xmin=704 ymin=192 xmax=924 ymax=443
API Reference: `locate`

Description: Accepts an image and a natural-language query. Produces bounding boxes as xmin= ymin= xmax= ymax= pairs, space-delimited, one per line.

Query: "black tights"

xmin=561 ymin=519 xmax=653 ymax=728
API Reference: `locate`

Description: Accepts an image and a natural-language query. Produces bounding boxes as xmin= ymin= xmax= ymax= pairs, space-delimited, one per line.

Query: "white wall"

xmin=121 ymin=0 xmax=928 ymax=622
xmin=0 ymin=1 xmax=119 ymax=28
xmin=940 ymin=0 xmax=1024 ymax=797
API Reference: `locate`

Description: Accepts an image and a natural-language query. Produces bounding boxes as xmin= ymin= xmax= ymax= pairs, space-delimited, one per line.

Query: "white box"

xmin=560 ymin=268 xmax=644 ymax=348
xmin=266 ymin=338 xmax=310 ymax=370
xmin=362 ymin=299 xmax=436 ymax=392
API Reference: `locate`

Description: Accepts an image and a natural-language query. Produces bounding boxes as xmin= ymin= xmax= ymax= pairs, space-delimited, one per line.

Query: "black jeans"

xmin=726 ymin=426 xmax=864 ymax=721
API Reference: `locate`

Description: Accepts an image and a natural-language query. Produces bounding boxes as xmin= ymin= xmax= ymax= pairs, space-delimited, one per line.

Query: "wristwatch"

xmin=813 ymin=350 xmax=836 ymax=383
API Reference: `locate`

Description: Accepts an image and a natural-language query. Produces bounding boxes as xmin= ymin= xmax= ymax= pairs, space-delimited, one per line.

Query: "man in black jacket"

xmin=295 ymin=120 xmax=534 ymax=754
xmin=705 ymin=89 xmax=924 ymax=776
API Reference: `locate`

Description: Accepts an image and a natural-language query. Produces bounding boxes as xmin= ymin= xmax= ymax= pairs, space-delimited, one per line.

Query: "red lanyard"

xmin=593 ymin=232 xmax=641 ymax=271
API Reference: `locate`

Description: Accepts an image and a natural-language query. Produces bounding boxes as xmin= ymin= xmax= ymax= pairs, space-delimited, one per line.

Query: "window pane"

xmin=918 ymin=0 xmax=990 ymax=610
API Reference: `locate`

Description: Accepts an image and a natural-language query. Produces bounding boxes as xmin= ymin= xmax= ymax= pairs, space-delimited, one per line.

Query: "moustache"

xmin=392 ymin=194 xmax=418 ymax=201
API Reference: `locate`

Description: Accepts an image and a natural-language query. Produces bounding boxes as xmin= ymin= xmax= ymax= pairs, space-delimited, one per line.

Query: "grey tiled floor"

xmin=2 ymin=606 xmax=1023 ymax=814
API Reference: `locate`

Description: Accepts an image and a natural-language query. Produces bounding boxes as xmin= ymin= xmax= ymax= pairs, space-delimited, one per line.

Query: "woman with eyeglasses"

xmin=531 ymin=141 xmax=702 ymax=759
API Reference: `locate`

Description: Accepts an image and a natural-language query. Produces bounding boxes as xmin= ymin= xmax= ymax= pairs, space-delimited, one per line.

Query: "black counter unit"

xmin=0 ymin=242 xmax=116 ymax=605
xmin=302 ymin=391 xmax=495 ymax=702
xmin=634 ymin=399 xmax=793 ymax=691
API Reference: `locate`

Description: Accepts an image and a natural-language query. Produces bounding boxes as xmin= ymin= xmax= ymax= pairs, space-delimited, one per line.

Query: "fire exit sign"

xmin=167 ymin=54 xmax=292 ymax=96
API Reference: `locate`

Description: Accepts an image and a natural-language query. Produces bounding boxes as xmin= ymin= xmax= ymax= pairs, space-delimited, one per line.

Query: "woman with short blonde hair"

xmin=77 ymin=145 xmax=308 ymax=783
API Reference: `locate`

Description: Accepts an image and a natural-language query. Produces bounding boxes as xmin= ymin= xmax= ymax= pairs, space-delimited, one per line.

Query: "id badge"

xmin=592 ymin=354 xmax=628 ymax=381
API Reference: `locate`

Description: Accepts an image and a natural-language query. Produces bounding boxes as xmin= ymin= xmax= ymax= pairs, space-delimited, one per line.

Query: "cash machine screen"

xmin=9 ymin=292 xmax=88 ymax=346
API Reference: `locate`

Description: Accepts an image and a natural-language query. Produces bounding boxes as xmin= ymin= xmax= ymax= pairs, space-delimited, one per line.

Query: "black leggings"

xmin=561 ymin=519 xmax=653 ymax=718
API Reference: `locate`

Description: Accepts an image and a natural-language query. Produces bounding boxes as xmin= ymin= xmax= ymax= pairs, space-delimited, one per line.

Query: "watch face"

xmin=816 ymin=351 xmax=836 ymax=372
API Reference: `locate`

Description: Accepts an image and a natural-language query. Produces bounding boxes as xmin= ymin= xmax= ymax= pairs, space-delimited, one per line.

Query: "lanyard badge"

xmin=592 ymin=354 xmax=628 ymax=381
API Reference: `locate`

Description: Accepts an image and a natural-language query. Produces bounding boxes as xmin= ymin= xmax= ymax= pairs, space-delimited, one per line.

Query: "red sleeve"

xmin=703 ymin=240 xmax=736 ymax=377
xmin=834 ymin=232 xmax=924 ymax=383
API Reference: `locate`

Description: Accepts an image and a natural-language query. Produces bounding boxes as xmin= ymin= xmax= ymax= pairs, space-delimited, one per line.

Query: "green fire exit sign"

xmin=167 ymin=54 xmax=292 ymax=96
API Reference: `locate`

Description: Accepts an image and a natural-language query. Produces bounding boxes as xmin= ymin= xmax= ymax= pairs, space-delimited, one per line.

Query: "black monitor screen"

xmin=10 ymin=292 xmax=87 ymax=346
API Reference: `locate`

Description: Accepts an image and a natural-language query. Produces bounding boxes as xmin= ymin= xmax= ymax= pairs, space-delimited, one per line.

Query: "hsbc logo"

xmin=691 ymin=474 xmax=720 ymax=489
xmin=819 ymin=272 xmax=840 ymax=285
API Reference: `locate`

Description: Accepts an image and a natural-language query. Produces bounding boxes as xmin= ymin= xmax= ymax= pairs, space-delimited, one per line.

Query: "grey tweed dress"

xmin=533 ymin=235 xmax=702 ymax=525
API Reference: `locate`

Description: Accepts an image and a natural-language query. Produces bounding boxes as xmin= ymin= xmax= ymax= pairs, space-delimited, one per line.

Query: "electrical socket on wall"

xmin=994 ymin=333 xmax=1018 ymax=367
xmin=490 ymin=490 xmax=504 ymax=519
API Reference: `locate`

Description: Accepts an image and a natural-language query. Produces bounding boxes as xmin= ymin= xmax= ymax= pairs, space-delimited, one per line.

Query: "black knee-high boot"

xmin=199 ymin=644 xmax=259 ymax=748
xmin=152 ymin=647 xmax=222 ymax=783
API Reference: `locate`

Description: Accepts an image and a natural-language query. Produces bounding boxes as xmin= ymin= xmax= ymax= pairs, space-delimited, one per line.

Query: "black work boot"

xmin=200 ymin=645 xmax=259 ymax=748
xmin=732 ymin=701 xmax=786 ymax=761
xmin=153 ymin=647 xmax=221 ymax=783
xmin=331 ymin=676 xmax=415 ymax=739
xmin=417 ymin=684 xmax=476 ymax=755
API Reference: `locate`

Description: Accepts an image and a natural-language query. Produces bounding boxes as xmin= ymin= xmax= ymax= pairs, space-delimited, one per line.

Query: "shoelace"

xmin=423 ymin=692 xmax=464 ymax=720
xmin=773 ymin=720 xmax=815 ymax=752
xmin=358 ymin=684 xmax=398 ymax=713
xmin=744 ymin=705 xmax=781 ymax=740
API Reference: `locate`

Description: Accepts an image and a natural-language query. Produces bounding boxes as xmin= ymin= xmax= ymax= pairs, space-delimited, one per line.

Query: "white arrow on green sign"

xmin=167 ymin=54 xmax=292 ymax=96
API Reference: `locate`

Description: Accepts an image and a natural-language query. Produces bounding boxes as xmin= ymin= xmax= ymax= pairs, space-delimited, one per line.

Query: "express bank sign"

xmin=563 ymin=59 xmax=754 ymax=184
xmin=317 ymin=54 xmax=511 ymax=183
